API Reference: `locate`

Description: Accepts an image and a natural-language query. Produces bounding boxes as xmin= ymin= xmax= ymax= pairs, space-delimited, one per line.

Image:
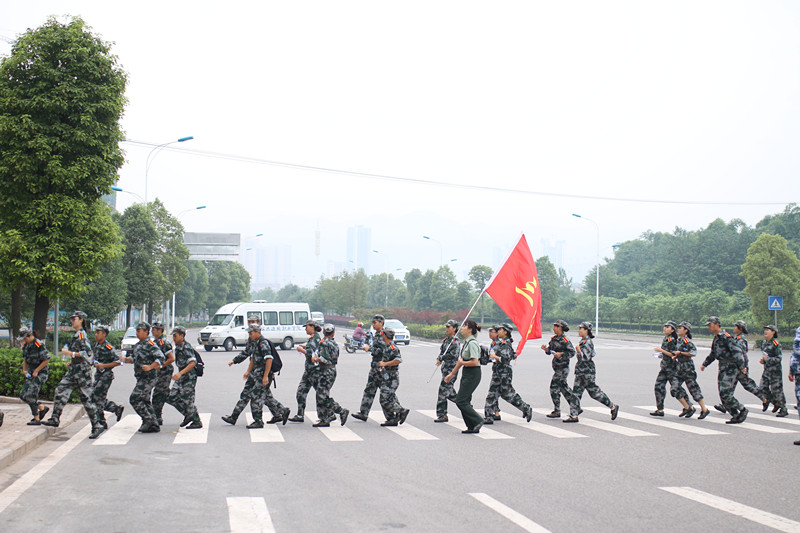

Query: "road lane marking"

xmin=417 ymin=410 xmax=514 ymax=440
xmin=92 ymin=414 xmax=140 ymax=446
xmin=305 ymin=411 xmax=363 ymax=441
xmin=173 ymin=413 xmax=212 ymax=444
xmin=0 ymin=423 xmax=91 ymax=515
xmin=743 ymin=405 xmax=800 ymax=426
xmin=245 ymin=414 xmax=285 ymax=443
xmin=227 ymin=497 xmax=275 ymax=533
xmin=469 ymin=493 xmax=552 ymax=532
xmin=650 ymin=407 xmax=797 ymax=434
xmin=529 ymin=408 xmax=658 ymax=437
xmin=585 ymin=407 xmax=727 ymax=435
xmin=368 ymin=411 xmax=438 ymax=440
xmin=503 ymin=410 xmax=587 ymax=438
xmin=659 ymin=487 xmax=800 ymax=532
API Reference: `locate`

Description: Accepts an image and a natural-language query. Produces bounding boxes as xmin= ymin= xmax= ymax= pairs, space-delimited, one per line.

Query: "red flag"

xmin=485 ymin=234 xmax=542 ymax=355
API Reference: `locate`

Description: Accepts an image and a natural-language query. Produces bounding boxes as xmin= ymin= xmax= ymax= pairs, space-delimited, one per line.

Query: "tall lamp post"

xmin=145 ymin=136 xmax=193 ymax=203
xmin=422 ymin=235 xmax=443 ymax=268
xmin=573 ymin=213 xmax=600 ymax=333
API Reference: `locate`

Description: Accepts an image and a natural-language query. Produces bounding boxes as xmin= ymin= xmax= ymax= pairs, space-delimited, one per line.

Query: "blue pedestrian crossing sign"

xmin=768 ymin=296 xmax=783 ymax=310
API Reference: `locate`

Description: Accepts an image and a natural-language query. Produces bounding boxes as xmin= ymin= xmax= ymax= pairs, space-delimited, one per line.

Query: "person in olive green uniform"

xmin=119 ymin=322 xmax=165 ymax=433
xmin=42 ymin=311 xmax=105 ymax=439
xmin=289 ymin=320 xmax=322 ymax=423
xmin=18 ymin=328 xmax=50 ymax=424
xmin=445 ymin=319 xmax=483 ymax=433
xmin=760 ymin=325 xmax=788 ymax=417
xmin=719 ymin=320 xmax=765 ymax=413
xmin=434 ymin=319 xmax=461 ymax=422
xmin=353 ymin=315 xmax=388 ymax=422
xmin=91 ymin=325 xmax=124 ymax=428
xmin=700 ymin=316 xmax=748 ymax=424
xmin=150 ymin=322 xmax=175 ymax=426
xmin=165 ymin=326 xmax=202 ymax=429
xmin=541 ymin=320 xmax=581 ymax=422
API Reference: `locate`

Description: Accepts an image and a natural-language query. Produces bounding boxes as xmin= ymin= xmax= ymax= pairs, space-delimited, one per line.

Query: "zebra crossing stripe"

xmin=743 ymin=405 xmax=800 ymax=427
xmin=245 ymin=413 xmax=285 ymax=443
xmin=586 ymin=407 xmax=727 ymax=435
xmin=417 ymin=410 xmax=514 ymax=440
xmin=368 ymin=411 xmax=438 ymax=440
xmin=469 ymin=493 xmax=552 ymax=532
xmin=505 ymin=410 xmax=587 ymax=438
xmin=227 ymin=497 xmax=275 ymax=533
xmin=173 ymin=413 xmax=212 ymax=444
xmin=529 ymin=408 xmax=658 ymax=437
xmin=305 ymin=411 xmax=363 ymax=441
xmin=651 ymin=407 xmax=797 ymax=434
xmin=92 ymin=414 xmax=140 ymax=446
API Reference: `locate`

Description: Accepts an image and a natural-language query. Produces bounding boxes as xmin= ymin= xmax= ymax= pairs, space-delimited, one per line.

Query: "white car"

xmin=384 ymin=319 xmax=411 ymax=345
xmin=120 ymin=326 xmax=138 ymax=355
xmin=311 ymin=311 xmax=325 ymax=324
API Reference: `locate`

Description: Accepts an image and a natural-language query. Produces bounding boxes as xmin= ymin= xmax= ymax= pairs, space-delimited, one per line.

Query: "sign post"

xmin=768 ymin=296 xmax=783 ymax=328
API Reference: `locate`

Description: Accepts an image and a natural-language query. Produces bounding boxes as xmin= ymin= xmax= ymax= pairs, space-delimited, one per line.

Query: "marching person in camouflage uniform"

xmin=573 ymin=322 xmax=619 ymax=420
xmin=377 ymin=328 xmax=409 ymax=427
xmin=483 ymin=323 xmax=532 ymax=424
xmin=790 ymin=309 xmax=800 ymax=445
xmin=700 ymin=316 xmax=748 ymax=424
xmin=119 ymin=321 xmax=165 ymax=433
xmin=223 ymin=325 xmax=285 ymax=428
xmin=288 ymin=320 xmax=322 ymax=423
xmin=482 ymin=325 xmax=502 ymax=421
xmin=352 ymin=315 xmax=388 ymax=422
xmin=759 ymin=325 xmax=788 ymax=417
xmin=716 ymin=321 xmax=764 ymax=413
xmin=540 ymin=320 xmax=581 ymax=422
xmin=650 ymin=321 xmax=688 ymax=417
xmin=311 ymin=324 xmax=349 ymax=427
xmin=42 ymin=311 xmax=105 ymax=439
xmin=434 ymin=319 xmax=461 ymax=422
xmin=165 ymin=326 xmax=202 ymax=429
xmin=18 ymin=328 xmax=50 ymax=425
xmin=91 ymin=325 xmax=124 ymax=428
xmin=150 ymin=322 xmax=175 ymax=426
xmin=672 ymin=322 xmax=709 ymax=419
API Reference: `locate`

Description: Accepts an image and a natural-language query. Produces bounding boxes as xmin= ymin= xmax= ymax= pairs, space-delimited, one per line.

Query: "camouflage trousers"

xmin=232 ymin=373 xmax=269 ymax=422
xmin=295 ymin=365 xmax=319 ymax=414
xmin=166 ymin=374 xmax=198 ymax=420
xmin=717 ymin=364 xmax=744 ymax=415
xmin=654 ymin=367 xmax=687 ymax=410
xmin=676 ymin=361 xmax=703 ymax=403
xmin=573 ymin=362 xmax=612 ymax=408
xmin=379 ymin=370 xmax=404 ymax=421
xmin=92 ymin=371 xmax=121 ymax=415
xmin=793 ymin=376 xmax=800 ymax=416
xmin=735 ymin=366 xmax=764 ymax=401
xmin=151 ymin=366 xmax=174 ymax=418
xmin=19 ymin=370 xmax=48 ymax=417
xmin=550 ymin=367 xmax=580 ymax=416
xmin=52 ymin=368 xmax=101 ymax=426
xmin=264 ymin=381 xmax=287 ymax=418
xmin=358 ymin=361 xmax=382 ymax=416
xmin=436 ymin=362 xmax=457 ymax=417
xmin=760 ymin=362 xmax=786 ymax=408
xmin=316 ymin=367 xmax=345 ymax=422
xmin=130 ymin=372 xmax=158 ymax=426
xmin=485 ymin=365 xmax=529 ymax=417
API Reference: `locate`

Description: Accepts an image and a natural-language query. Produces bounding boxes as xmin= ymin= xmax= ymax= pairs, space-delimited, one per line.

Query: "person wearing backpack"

xmin=310 ymin=323 xmax=349 ymax=427
xmin=165 ymin=326 xmax=202 ymax=429
xmin=482 ymin=323 xmax=532 ymax=425
xmin=444 ymin=320 xmax=483 ymax=433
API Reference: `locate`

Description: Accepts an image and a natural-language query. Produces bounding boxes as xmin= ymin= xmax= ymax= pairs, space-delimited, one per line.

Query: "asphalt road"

xmin=0 ymin=327 xmax=798 ymax=533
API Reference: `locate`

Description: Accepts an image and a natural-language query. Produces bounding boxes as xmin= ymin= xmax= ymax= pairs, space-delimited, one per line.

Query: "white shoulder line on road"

xmin=0 ymin=423 xmax=92 ymax=515
xmin=504 ymin=410 xmax=588 ymax=439
xmin=586 ymin=407 xmax=727 ymax=435
xmin=173 ymin=413 xmax=212 ymax=444
xmin=245 ymin=414 xmax=285 ymax=443
xmin=469 ymin=493 xmax=552 ymax=533
xmin=743 ymin=405 xmax=800 ymax=427
xmin=659 ymin=487 xmax=800 ymax=533
xmin=650 ymin=407 xmax=797 ymax=434
xmin=305 ymin=411 xmax=363 ymax=441
xmin=92 ymin=414 xmax=140 ymax=446
xmin=368 ymin=411 xmax=438 ymax=440
xmin=417 ymin=410 xmax=514 ymax=440
xmin=227 ymin=497 xmax=276 ymax=533
xmin=529 ymin=408 xmax=657 ymax=437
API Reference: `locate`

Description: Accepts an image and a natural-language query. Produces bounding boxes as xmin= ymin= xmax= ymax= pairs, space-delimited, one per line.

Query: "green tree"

xmin=535 ymin=257 xmax=558 ymax=315
xmin=430 ymin=266 xmax=457 ymax=311
xmin=275 ymin=283 xmax=310 ymax=304
xmin=0 ymin=17 xmax=127 ymax=334
xmin=63 ymin=254 xmax=127 ymax=324
xmin=468 ymin=265 xmax=493 ymax=323
xmin=336 ymin=269 xmax=368 ymax=313
xmin=741 ymin=233 xmax=800 ymax=331
xmin=206 ymin=261 xmax=251 ymax=312
xmin=176 ymin=260 xmax=209 ymax=320
xmin=251 ymin=287 xmax=276 ymax=302
xmin=149 ymin=199 xmax=190 ymax=309
xmin=412 ymin=270 xmax=434 ymax=310
xmin=117 ymin=205 xmax=161 ymax=327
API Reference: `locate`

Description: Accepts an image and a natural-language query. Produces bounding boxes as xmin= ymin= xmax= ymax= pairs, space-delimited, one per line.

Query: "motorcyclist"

xmin=353 ymin=323 xmax=366 ymax=346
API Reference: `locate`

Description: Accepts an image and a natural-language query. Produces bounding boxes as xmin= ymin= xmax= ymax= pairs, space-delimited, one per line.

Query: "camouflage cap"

xmin=70 ymin=310 xmax=87 ymax=320
xmin=498 ymin=323 xmax=514 ymax=333
xmin=95 ymin=325 xmax=110 ymax=334
xmin=579 ymin=321 xmax=593 ymax=331
xmin=171 ymin=326 xmax=186 ymax=335
xmin=136 ymin=321 xmax=151 ymax=331
xmin=663 ymin=320 xmax=678 ymax=330
xmin=444 ymin=319 xmax=459 ymax=328
xmin=764 ymin=324 xmax=778 ymax=334
xmin=305 ymin=320 xmax=322 ymax=332
xmin=151 ymin=321 xmax=165 ymax=330
xmin=17 ymin=327 xmax=32 ymax=340
xmin=381 ymin=327 xmax=395 ymax=340
xmin=734 ymin=320 xmax=748 ymax=334
xmin=704 ymin=316 xmax=721 ymax=326
xmin=678 ymin=321 xmax=692 ymax=331
xmin=246 ymin=324 xmax=262 ymax=333
xmin=372 ymin=314 xmax=385 ymax=323
xmin=553 ymin=319 xmax=569 ymax=332
xmin=323 ymin=323 xmax=335 ymax=334
xmin=489 ymin=324 xmax=501 ymax=332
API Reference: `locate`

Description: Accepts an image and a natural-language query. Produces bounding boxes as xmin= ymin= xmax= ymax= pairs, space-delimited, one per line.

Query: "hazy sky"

xmin=3 ymin=2 xmax=799 ymax=288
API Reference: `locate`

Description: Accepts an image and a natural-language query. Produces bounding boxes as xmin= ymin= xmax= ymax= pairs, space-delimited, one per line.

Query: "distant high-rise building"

xmin=244 ymin=241 xmax=292 ymax=290
xmin=538 ymin=238 xmax=565 ymax=271
xmin=346 ymin=225 xmax=371 ymax=274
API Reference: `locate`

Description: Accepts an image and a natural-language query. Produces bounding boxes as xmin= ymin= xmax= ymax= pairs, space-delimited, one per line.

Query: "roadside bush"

xmin=0 ymin=347 xmax=79 ymax=402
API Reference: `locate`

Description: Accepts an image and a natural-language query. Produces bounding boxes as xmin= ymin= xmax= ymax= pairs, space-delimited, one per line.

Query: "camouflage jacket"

xmin=575 ymin=337 xmax=596 ymax=369
xmin=381 ymin=342 xmax=402 ymax=373
xmin=154 ymin=335 xmax=174 ymax=369
xmin=66 ymin=329 xmax=94 ymax=373
xmin=22 ymin=338 xmax=50 ymax=369
xmin=93 ymin=340 xmax=119 ymax=374
xmin=494 ymin=337 xmax=516 ymax=367
xmin=304 ymin=332 xmax=321 ymax=367
xmin=674 ymin=336 xmax=697 ymax=364
xmin=132 ymin=338 xmax=164 ymax=377
xmin=761 ymin=338 xmax=782 ymax=369
xmin=368 ymin=329 xmax=388 ymax=363
xmin=545 ymin=334 xmax=575 ymax=370
xmin=235 ymin=337 xmax=273 ymax=378
xmin=173 ymin=340 xmax=198 ymax=375
xmin=659 ymin=334 xmax=678 ymax=370
xmin=437 ymin=335 xmax=461 ymax=364
xmin=702 ymin=330 xmax=744 ymax=369
xmin=318 ymin=337 xmax=339 ymax=367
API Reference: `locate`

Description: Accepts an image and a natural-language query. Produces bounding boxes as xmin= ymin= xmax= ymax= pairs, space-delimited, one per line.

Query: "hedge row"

xmin=0 ymin=348 xmax=80 ymax=402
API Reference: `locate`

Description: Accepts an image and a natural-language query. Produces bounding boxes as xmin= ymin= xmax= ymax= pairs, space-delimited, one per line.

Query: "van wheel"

xmin=281 ymin=337 xmax=294 ymax=350
xmin=204 ymin=345 xmax=213 ymax=352
xmin=224 ymin=338 xmax=235 ymax=351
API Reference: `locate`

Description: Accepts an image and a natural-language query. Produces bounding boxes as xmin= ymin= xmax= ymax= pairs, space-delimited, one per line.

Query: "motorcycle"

xmin=344 ymin=334 xmax=366 ymax=353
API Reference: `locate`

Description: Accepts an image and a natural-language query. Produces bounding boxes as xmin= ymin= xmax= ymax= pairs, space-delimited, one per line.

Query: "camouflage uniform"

xmin=436 ymin=335 xmax=461 ymax=418
xmin=294 ymin=332 xmax=321 ymax=416
xmin=702 ymin=330 xmax=746 ymax=416
xmin=91 ymin=340 xmax=122 ymax=421
xmin=792 ymin=326 xmax=800 ymax=414
xmin=759 ymin=338 xmax=786 ymax=410
xmin=379 ymin=342 xmax=405 ymax=421
xmin=229 ymin=336 xmax=279 ymax=423
xmin=19 ymin=338 xmax=50 ymax=418
xmin=545 ymin=333 xmax=580 ymax=416
xmin=315 ymin=337 xmax=347 ymax=423
xmin=130 ymin=337 xmax=165 ymax=428
xmin=573 ymin=337 xmax=613 ymax=408
xmin=48 ymin=329 xmax=102 ymax=428
xmin=357 ymin=331 xmax=387 ymax=417
xmin=732 ymin=334 xmax=764 ymax=400
xmin=674 ymin=336 xmax=703 ymax=403
xmin=483 ymin=337 xmax=531 ymax=418
xmin=151 ymin=334 xmax=175 ymax=422
xmin=654 ymin=333 xmax=687 ymax=410
xmin=165 ymin=340 xmax=201 ymax=425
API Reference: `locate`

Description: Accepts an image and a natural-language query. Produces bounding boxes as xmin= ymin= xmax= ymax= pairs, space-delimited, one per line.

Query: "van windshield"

xmin=209 ymin=314 xmax=233 ymax=326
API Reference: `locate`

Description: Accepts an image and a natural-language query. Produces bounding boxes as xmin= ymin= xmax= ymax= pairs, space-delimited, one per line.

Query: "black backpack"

xmin=193 ymin=347 xmax=205 ymax=377
xmin=266 ymin=339 xmax=282 ymax=386
xmin=479 ymin=344 xmax=490 ymax=365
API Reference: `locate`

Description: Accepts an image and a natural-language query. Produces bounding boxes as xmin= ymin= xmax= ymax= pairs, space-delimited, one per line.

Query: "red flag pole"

xmin=426 ymin=288 xmax=486 ymax=383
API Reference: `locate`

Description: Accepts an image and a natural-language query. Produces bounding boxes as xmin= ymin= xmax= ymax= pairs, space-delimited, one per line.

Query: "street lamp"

xmin=573 ymin=213 xmax=600 ymax=333
xmin=422 ymin=235 xmax=443 ymax=268
xmin=111 ymin=186 xmax=144 ymax=203
xmin=145 ymin=136 xmax=194 ymax=203
xmin=178 ymin=205 xmax=206 ymax=218
xmin=372 ymin=250 xmax=388 ymax=307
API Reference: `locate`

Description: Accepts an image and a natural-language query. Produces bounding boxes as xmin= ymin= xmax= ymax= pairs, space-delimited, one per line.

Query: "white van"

xmin=197 ymin=302 xmax=311 ymax=351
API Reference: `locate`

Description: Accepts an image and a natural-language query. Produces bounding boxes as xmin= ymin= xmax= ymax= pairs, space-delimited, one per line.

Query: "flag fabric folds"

xmin=485 ymin=234 xmax=542 ymax=355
